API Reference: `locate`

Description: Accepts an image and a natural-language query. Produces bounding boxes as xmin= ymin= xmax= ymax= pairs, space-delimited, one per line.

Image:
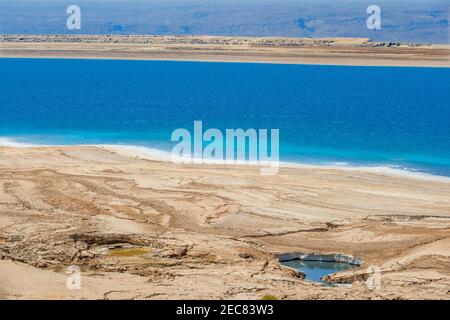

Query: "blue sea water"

xmin=1 ymin=58 xmax=449 ymax=176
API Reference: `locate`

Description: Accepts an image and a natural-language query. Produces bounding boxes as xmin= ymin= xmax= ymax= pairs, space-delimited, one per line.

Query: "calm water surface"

xmin=1 ymin=58 xmax=449 ymax=176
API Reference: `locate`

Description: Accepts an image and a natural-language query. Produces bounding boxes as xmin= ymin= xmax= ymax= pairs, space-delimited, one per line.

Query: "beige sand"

xmin=1 ymin=35 xmax=449 ymax=67
xmin=0 ymin=145 xmax=449 ymax=300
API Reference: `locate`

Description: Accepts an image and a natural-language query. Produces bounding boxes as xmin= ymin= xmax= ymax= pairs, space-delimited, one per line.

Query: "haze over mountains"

xmin=0 ymin=0 xmax=448 ymax=44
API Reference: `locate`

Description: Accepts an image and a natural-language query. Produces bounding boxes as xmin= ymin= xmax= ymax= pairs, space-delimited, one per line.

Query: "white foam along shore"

xmin=105 ymin=144 xmax=450 ymax=183
xmin=0 ymin=137 xmax=42 ymax=147
xmin=1 ymin=137 xmax=450 ymax=183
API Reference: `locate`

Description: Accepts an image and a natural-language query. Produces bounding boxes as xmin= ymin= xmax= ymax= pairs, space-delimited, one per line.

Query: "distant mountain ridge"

xmin=0 ymin=1 xmax=448 ymax=44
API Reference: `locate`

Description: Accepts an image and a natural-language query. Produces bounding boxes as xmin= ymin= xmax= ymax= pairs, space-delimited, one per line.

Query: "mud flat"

xmin=1 ymin=35 xmax=449 ymax=67
xmin=0 ymin=145 xmax=449 ymax=299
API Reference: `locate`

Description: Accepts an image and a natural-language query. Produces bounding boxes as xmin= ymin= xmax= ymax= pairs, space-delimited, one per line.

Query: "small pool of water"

xmin=281 ymin=259 xmax=355 ymax=284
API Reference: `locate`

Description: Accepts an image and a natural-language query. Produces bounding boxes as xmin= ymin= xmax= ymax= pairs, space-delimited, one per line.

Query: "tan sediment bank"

xmin=0 ymin=145 xmax=449 ymax=299
xmin=1 ymin=35 xmax=449 ymax=67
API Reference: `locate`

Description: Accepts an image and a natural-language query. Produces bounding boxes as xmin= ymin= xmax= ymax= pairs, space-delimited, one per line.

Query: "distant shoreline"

xmin=1 ymin=35 xmax=449 ymax=67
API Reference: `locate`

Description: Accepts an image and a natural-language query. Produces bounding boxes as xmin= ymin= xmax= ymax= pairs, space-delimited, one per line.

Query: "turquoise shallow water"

xmin=1 ymin=58 xmax=449 ymax=176
xmin=280 ymin=260 xmax=355 ymax=284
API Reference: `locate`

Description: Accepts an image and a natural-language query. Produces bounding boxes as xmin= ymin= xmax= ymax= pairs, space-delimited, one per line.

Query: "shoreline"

xmin=105 ymin=144 xmax=450 ymax=183
xmin=1 ymin=55 xmax=449 ymax=69
xmin=1 ymin=35 xmax=449 ymax=67
xmin=1 ymin=138 xmax=449 ymax=182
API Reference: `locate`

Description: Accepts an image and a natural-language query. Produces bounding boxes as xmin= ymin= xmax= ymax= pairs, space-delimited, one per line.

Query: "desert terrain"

xmin=0 ymin=145 xmax=449 ymax=299
xmin=1 ymin=35 xmax=449 ymax=67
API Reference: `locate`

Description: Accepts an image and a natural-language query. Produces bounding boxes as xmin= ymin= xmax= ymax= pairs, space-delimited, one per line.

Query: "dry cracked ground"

xmin=0 ymin=146 xmax=449 ymax=299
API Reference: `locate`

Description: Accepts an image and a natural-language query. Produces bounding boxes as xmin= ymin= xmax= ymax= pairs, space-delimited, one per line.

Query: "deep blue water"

xmin=1 ymin=58 xmax=450 ymax=176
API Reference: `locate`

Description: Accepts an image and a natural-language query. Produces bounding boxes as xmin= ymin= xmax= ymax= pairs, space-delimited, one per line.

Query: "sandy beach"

xmin=0 ymin=145 xmax=449 ymax=299
xmin=1 ymin=35 xmax=449 ymax=67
